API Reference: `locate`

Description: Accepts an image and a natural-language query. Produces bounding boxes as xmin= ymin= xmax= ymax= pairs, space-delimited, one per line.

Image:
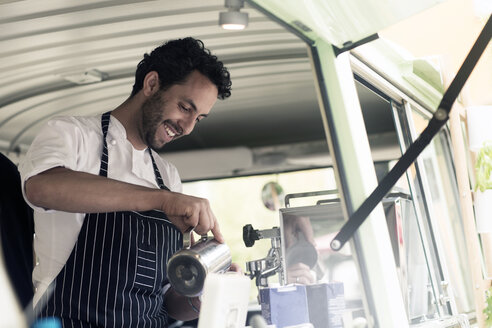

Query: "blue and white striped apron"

xmin=36 ymin=111 xmax=183 ymax=327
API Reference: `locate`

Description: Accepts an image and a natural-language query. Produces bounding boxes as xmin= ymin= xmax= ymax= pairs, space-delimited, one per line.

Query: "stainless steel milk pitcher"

xmin=167 ymin=229 xmax=231 ymax=297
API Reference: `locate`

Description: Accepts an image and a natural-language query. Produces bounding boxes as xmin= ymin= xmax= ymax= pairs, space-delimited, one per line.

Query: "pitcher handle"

xmin=183 ymin=227 xmax=208 ymax=249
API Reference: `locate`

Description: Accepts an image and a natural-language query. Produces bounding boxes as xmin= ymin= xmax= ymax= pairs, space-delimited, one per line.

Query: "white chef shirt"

xmin=19 ymin=114 xmax=182 ymax=306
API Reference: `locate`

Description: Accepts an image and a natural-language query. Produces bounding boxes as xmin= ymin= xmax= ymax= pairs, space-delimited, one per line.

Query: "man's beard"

xmin=141 ymin=91 xmax=167 ymax=151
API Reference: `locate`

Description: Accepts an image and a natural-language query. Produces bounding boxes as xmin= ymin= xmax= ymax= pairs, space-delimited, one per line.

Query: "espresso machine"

xmin=243 ymin=224 xmax=286 ymax=287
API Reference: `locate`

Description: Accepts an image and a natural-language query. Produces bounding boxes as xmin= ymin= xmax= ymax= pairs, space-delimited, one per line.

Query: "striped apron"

xmin=36 ymin=111 xmax=183 ymax=327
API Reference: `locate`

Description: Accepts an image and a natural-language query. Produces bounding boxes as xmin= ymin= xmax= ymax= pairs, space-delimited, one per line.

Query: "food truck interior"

xmin=0 ymin=0 xmax=490 ymax=327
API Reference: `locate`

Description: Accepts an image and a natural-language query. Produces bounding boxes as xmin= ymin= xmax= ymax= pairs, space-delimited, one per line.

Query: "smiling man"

xmin=19 ymin=37 xmax=231 ymax=327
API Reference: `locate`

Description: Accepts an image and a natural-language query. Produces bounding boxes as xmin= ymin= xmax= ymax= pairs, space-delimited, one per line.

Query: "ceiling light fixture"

xmin=60 ymin=69 xmax=108 ymax=85
xmin=219 ymin=0 xmax=248 ymax=30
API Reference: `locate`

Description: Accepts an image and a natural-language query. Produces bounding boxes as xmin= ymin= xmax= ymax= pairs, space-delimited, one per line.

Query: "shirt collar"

xmin=108 ymin=114 xmax=127 ymax=140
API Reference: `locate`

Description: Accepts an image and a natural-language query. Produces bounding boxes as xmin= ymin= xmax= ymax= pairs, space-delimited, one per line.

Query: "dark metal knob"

xmin=243 ymin=224 xmax=259 ymax=247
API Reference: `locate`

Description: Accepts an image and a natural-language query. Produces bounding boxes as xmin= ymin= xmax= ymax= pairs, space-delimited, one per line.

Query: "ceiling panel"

xmin=0 ymin=0 xmax=398 ymax=179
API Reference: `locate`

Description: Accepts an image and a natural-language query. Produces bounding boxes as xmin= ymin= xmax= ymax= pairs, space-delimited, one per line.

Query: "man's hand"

xmin=228 ymin=263 xmax=243 ymax=274
xmin=160 ymin=191 xmax=224 ymax=243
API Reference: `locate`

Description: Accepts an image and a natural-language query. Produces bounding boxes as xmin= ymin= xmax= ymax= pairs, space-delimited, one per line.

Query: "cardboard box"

xmin=260 ymin=285 xmax=310 ymax=328
xmin=306 ymin=283 xmax=345 ymax=328
xmin=260 ymin=283 xmax=345 ymax=328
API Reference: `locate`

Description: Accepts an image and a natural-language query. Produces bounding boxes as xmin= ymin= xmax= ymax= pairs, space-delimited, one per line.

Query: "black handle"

xmin=243 ymin=224 xmax=260 ymax=247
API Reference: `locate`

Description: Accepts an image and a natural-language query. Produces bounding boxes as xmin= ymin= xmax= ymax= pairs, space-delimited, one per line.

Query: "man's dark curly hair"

xmin=130 ymin=37 xmax=231 ymax=99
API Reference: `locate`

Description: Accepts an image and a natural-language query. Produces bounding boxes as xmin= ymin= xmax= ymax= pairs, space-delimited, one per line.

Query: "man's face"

xmin=140 ymin=71 xmax=219 ymax=151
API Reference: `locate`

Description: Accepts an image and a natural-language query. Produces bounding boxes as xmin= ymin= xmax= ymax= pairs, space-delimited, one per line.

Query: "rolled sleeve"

xmin=19 ymin=117 xmax=82 ymax=212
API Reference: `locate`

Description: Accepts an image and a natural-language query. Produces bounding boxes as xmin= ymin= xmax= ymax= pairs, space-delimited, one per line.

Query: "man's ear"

xmin=142 ymin=71 xmax=160 ymax=97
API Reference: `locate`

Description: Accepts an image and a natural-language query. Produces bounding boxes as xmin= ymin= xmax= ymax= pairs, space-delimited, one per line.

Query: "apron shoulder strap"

xmin=98 ymin=111 xmax=112 ymax=177
xmin=99 ymin=111 xmax=170 ymax=191
xmin=148 ymin=149 xmax=170 ymax=191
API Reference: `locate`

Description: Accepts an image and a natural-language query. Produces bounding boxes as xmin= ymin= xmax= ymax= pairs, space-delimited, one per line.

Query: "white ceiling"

xmin=0 ymin=0 xmax=398 ymax=179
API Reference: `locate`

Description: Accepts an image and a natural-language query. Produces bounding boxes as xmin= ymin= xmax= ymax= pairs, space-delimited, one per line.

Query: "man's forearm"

xmin=25 ymin=167 xmax=167 ymax=213
xmin=25 ymin=166 xmax=224 ymax=241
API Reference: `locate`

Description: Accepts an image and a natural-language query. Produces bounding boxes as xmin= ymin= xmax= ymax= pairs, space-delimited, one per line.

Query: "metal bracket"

xmin=332 ymin=33 xmax=379 ymax=56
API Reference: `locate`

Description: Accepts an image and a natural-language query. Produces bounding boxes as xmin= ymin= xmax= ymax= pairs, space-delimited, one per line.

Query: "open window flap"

xmin=331 ymin=14 xmax=492 ymax=250
xmin=249 ymin=0 xmax=446 ymax=48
